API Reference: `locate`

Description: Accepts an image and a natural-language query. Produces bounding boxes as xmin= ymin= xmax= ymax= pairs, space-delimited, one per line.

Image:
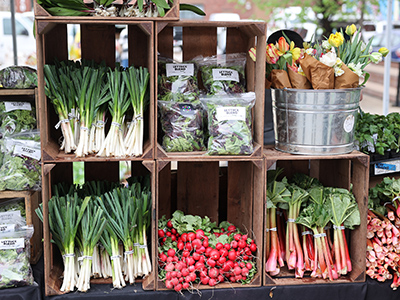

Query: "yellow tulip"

xmin=328 ymin=32 xmax=344 ymax=48
xmin=289 ymin=41 xmax=301 ymax=61
xmin=345 ymin=24 xmax=357 ymax=36
xmin=379 ymin=47 xmax=389 ymax=57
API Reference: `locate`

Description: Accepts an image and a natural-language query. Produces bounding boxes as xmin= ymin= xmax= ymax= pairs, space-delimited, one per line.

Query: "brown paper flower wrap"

xmin=299 ymin=53 xmax=334 ymax=89
xmin=270 ymin=69 xmax=292 ymax=89
xmin=287 ymin=66 xmax=312 ymax=89
xmin=334 ymin=63 xmax=359 ymax=89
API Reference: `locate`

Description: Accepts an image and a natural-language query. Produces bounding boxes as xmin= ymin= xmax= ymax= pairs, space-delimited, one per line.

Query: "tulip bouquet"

xmin=250 ymin=24 xmax=389 ymax=90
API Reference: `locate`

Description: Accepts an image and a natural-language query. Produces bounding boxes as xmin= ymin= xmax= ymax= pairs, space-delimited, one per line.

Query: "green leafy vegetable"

xmin=0 ymin=101 xmax=36 ymax=138
xmin=0 ymin=66 xmax=37 ymax=89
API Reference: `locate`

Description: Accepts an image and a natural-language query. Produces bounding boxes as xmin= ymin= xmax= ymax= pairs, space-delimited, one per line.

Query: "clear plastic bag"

xmin=196 ymin=53 xmax=247 ymax=95
xmin=0 ymin=130 xmax=41 ymax=191
xmin=158 ymin=101 xmax=206 ymax=152
xmin=0 ymin=66 xmax=37 ymax=89
xmin=0 ymin=198 xmax=26 ymax=228
xmin=0 ymin=225 xmax=34 ymax=289
xmin=201 ymin=92 xmax=256 ymax=155
xmin=157 ymin=56 xmax=200 ymax=102
xmin=0 ymin=101 xmax=37 ymax=138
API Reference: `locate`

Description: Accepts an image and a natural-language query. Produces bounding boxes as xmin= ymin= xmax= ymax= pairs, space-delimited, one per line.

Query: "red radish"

xmin=230 ymin=276 xmax=236 ymax=282
xmin=166 ymin=272 xmax=172 ymax=280
xmin=203 ymin=240 xmax=209 ymax=248
xmin=165 ymin=262 xmax=175 ymax=272
xmin=218 ymin=274 xmax=224 ymax=283
xmin=181 ymin=233 xmax=188 ymax=242
xmin=241 ymin=267 xmax=249 ymax=277
xmin=183 ymin=282 xmax=189 ymax=289
xmin=192 ymin=239 xmax=202 ymax=249
xmin=234 ymin=266 xmax=242 ymax=275
xmin=185 ymin=243 xmax=193 ymax=251
xmin=167 ymin=220 xmax=173 ymax=228
xmin=163 ymin=237 xmax=167 ymax=243
xmin=209 ymin=278 xmax=217 ymax=286
xmin=187 ymin=232 xmax=196 ymax=242
xmin=224 ymin=243 xmax=231 ymax=250
xmin=231 ymin=240 xmax=238 ymax=249
xmin=250 ymin=243 xmax=257 ymax=253
xmin=198 ymin=255 xmax=205 ymax=263
xmin=227 ymin=225 xmax=236 ymax=232
xmin=235 ymin=275 xmax=242 ymax=281
xmin=193 ymin=252 xmax=201 ymax=261
xmin=185 ymin=276 xmax=191 ymax=283
xmin=243 ymin=255 xmax=249 ymax=260
xmin=190 ymin=272 xmax=197 ymax=282
xmin=173 ymin=256 xmax=179 ymax=262
xmin=234 ymin=234 xmax=241 ymax=241
xmin=181 ymin=268 xmax=189 ymax=277
xmin=177 ymin=242 xmax=184 ymax=251
xmin=170 ymin=271 xmax=177 ymax=278
xmin=246 ymin=262 xmax=252 ymax=270
xmin=197 ymin=246 xmax=206 ymax=254
xmin=228 ymin=250 xmax=236 ymax=261
xmin=158 ymin=229 xmax=165 ymax=238
xmin=159 ymin=253 xmax=167 ymax=262
xmin=171 ymin=277 xmax=179 ymax=286
xmin=171 ymin=228 xmax=177 ymax=234
xmin=174 ymin=283 xmax=182 ymax=292
xmin=165 ymin=280 xmax=174 ymax=289
xmin=207 ymin=258 xmax=216 ymax=267
xmin=182 ymin=250 xmax=190 ymax=257
xmin=188 ymin=265 xmax=195 ymax=272
xmin=216 ymin=242 xmax=223 ymax=250
xmin=196 ymin=229 xmax=205 ymax=239
xmin=186 ymin=257 xmax=195 ymax=266
xmin=167 ymin=249 xmax=176 ymax=257
xmin=208 ymin=268 xmax=219 ymax=278
xmin=205 ymin=247 xmax=213 ymax=257
xmin=166 ymin=231 xmax=171 ymax=237
xmin=195 ymin=262 xmax=205 ymax=270
xmin=238 ymin=240 xmax=246 ymax=249
xmin=242 ymin=234 xmax=248 ymax=240
xmin=179 ymin=277 xmax=184 ymax=283
xmin=219 ymin=248 xmax=228 ymax=257
xmin=210 ymin=249 xmax=220 ymax=260
xmin=171 ymin=235 xmax=176 ymax=241
xmin=218 ymin=256 xmax=226 ymax=265
xmin=167 ymin=257 xmax=174 ymax=263
xmin=201 ymin=277 xmax=209 ymax=285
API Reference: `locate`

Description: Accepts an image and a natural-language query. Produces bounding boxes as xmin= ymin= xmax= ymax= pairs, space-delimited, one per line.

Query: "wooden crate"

xmin=155 ymin=21 xmax=267 ymax=160
xmin=34 ymin=1 xmax=179 ymax=22
xmin=0 ymin=190 xmax=42 ymax=264
xmin=155 ymin=158 xmax=264 ymax=290
xmin=35 ymin=18 xmax=155 ymax=162
xmin=263 ymin=147 xmax=369 ymax=286
xmin=41 ymin=161 xmax=157 ymax=296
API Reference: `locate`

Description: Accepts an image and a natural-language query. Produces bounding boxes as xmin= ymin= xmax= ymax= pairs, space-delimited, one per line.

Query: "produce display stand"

xmin=155 ymin=20 xmax=267 ymax=160
xmin=155 ymin=158 xmax=264 ymax=290
xmin=263 ymin=147 xmax=369 ymax=286
xmin=34 ymin=8 xmax=158 ymax=295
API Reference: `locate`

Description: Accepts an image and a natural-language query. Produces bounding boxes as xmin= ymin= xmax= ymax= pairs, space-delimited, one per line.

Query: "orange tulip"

xmin=276 ymin=37 xmax=290 ymax=55
xmin=266 ymin=43 xmax=280 ymax=64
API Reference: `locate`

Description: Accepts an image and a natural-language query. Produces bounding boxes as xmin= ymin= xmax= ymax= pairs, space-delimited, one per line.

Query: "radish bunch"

xmin=158 ymin=211 xmax=258 ymax=292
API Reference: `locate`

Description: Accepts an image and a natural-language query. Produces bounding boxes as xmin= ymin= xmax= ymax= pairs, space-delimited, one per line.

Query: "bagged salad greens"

xmin=0 ymin=198 xmax=26 ymax=229
xmin=0 ymin=101 xmax=37 ymax=138
xmin=0 ymin=66 xmax=37 ymax=89
xmin=196 ymin=53 xmax=247 ymax=95
xmin=0 ymin=225 xmax=34 ymax=289
xmin=158 ymin=101 xmax=205 ymax=152
xmin=0 ymin=130 xmax=41 ymax=191
xmin=201 ymin=92 xmax=255 ymax=155
xmin=157 ymin=56 xmax=200 ymax=102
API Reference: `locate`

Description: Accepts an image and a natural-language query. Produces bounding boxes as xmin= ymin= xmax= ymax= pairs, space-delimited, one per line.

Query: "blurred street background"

xmin=1 ymin=0 xmax=400 ymax=114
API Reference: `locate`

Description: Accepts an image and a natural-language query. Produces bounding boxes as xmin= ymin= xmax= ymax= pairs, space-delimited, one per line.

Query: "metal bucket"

xmin=272 ymin=88 xmax=362 ymax=155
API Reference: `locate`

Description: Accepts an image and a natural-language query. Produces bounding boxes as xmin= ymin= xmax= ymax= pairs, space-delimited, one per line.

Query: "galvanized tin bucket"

xmin=272 ymin=88 xmax=362 ymax=155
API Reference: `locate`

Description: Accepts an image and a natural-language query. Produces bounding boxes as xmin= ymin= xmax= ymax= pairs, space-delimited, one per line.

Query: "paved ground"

xmin=359 ymin=93 xmax=400 ymax=114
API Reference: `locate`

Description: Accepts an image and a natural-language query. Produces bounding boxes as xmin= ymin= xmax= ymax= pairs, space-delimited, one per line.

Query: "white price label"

xmin=0 ymin=238 xmax=24 ymax=249
xmin=374 ymin=160 xmax=400 ymax=175
xmin=14 ymin=144 xmax=41 ymax=160
xmin=0 ymin=224 xmax=16 ymax=233
xmin=0 ymin=211 xmax=21 ymax=224
xmin=343 ymin=115 xmax=355 ymax=133
xmin=212 ymin=69 xmax=239 ymax=82
xmin=4 ymin=102 xmax=32 ymax=112
xmin=216 ymin=107 xmax=246 ymax=121
xmin=166 ymin=63 xmax=194 ymax=77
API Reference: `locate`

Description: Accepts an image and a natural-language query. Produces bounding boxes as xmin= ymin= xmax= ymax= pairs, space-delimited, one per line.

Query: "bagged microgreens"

xmin=0 ymin=101 xmax=36 ymax=138
xmin=0 ymin=130 xmax=41 ymax=191
xmin=201 ymin=92 xmax=255 ymax=155
xmin=158 ymin=101 xmax=205 ymax=152
xmin=0 ymin=225 xmax=34 ymax=289
xmin=157 ymin=57 xmax=200 ymax=102
xmin=123 ymin=66 xmax=150 ymax=157
xmin=196 ymin=53 xmax=247 ymax=95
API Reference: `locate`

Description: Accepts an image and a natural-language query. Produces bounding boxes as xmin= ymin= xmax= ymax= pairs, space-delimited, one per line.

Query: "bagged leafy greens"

xmin=0 ymin=101 xmax=37 ymax=138
xmin=0 ymin=225 xmax=34 ymax=289
xmin=0 ymin=130 xmax=41 ymax=191
xmin=157 ymin=57 xmax=200 ymax=102
xmin=201 ymin=92 xmax=256 ymax=155
xmin=196 ymin=53 xmax=247 ymax=95
xmin=158 ymin=101 xmax=205 ymax=152
xmin=0 ymin=66 xmax=37 ymax=89
xmin=0 ymin=198 xmax=26 ymax=229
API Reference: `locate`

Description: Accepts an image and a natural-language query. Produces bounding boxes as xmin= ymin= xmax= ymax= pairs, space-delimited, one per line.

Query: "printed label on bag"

xmin=166 ymin=63 xmax=194 ymax=77
xmin=4 ymin=102 xmax=32 ymax=112
xmin=0 ymin=211 xmax=21 ymax=224
xmin=14 ymin=144 xmax=41 ymax=160
xmin=212 ymin=69 xmax=239 ymax=82
xmin=178 ymin=103 xmax=195 ymax=117
xmin=0 ymin=224 xmax=16 ymax=233
xmin=374 ymin=160 xmax=400 ymax=175
xmin=0 ymin=238 xmax=24 ymax=249
xmin=216 ymin=107 xmax=246 ymax=121
xmin=343 ymin=115 xmax=355 ymax=133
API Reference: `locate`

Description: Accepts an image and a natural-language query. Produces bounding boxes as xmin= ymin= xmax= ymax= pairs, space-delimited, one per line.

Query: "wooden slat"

xmin=43 ymin=24 xmax=68 ymax=63
xmin=318 ymin=159 xmax=350 ymax=189
xmin=158 ymin=163 xmax=172 ymax=218
xmin=182 ymin=26 xmax=217 ymax=61
xmin=84 ymin=162 xmax=119 ymax=182
xmin=157 ymin=25 xmax=174 ymax=59
xmin=176 ymin=162 xmax=219 ymax=223
xmin=81 ymin=24 xmax=115 ymax=67
xmin=227 ymin=161 xmax=253 ymax=231
xmin=128 ymin=24 xmax=152 ymax=68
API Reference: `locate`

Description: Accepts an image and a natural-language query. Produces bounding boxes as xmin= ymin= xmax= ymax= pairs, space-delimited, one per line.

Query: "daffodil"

xmin=289 ymin=41 xmax=301 ymax=61
xmin=328 ymin=32 xmax=344 ymax=48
